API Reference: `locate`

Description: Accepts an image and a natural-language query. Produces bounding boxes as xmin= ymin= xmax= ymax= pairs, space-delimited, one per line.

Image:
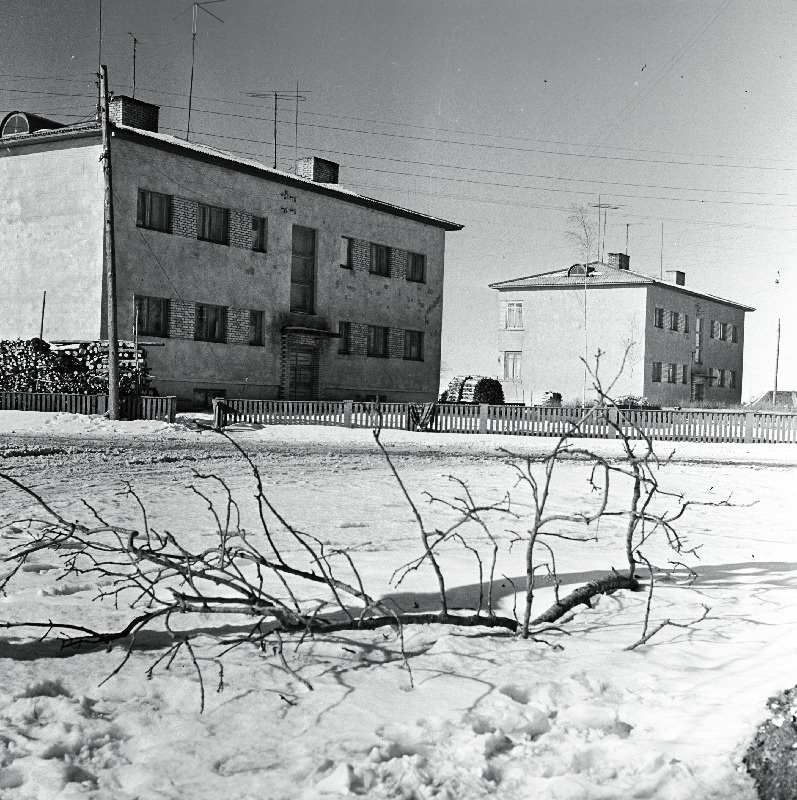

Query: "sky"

xmin=2 ymin=0 xmax=795 ymax=400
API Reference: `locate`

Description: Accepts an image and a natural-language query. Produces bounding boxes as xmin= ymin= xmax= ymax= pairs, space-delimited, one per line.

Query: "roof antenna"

xmin=128 ymin=33 xmax=138 ymax=98
xmin=175 ymin=1 xmax=225 ymax=141
xmin=244 ymin=88 xmax=309 ymax=170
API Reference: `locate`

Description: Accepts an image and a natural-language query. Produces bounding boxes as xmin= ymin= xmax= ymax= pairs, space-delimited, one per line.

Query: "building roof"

xmin=490 ymin=261 xmax=755 ymax=311
xmin=0 ymin=117 xmax=463 ymax=232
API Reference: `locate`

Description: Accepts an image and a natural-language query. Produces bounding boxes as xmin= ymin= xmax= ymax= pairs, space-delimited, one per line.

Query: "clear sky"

xmin=2 ymin=0 xmax=795 ymax=400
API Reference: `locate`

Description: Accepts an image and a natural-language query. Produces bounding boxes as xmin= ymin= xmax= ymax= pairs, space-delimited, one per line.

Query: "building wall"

xmin=643 ymin=285 xmax=746 ymax=405
xmin=0 ymin=137 xmax=105 ymax=341
xmin=495 ymin=285 xmax=647 ymax=404
xmin=111 ymin=136 xmax=447 ymax=404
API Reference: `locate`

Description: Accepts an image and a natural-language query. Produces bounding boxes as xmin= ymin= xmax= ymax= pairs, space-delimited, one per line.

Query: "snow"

xmin=1 ymin=412 xmax=796 ymax=799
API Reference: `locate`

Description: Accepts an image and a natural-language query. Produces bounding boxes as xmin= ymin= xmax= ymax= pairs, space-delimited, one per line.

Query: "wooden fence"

xmin=0 ymin=393 xmax=177 ymax=423
xmin=213 ymin=398 xmax=797 ymax=445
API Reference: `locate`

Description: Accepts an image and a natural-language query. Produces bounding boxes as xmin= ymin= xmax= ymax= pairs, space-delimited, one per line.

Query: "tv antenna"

xmin=244 ymin=87 xmax=310 ymax=170
xmin=128 ymin=33 xmax=138 ymax=97
xmin=175 ymin=0 xmax=225 ymax=140
xmin=589 ymin=199 xmax=622 ymax=262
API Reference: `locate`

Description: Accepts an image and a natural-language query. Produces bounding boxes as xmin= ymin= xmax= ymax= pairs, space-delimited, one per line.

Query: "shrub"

xmin=472 ymin=377 xmax=504 ymax=405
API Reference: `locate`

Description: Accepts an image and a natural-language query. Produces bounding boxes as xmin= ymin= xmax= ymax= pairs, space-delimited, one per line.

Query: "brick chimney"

xmin=109 ymin=96 xmax=159 ymax=133
xmin=666 ymin=270 xmax=686 ymax=286
xmin=607 ymin=252 xmax=630 ymax=270
xmin=295 ymin=156 xmax=339 ymax=184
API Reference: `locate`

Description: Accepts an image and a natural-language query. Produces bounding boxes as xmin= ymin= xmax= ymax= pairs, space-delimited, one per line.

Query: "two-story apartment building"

xmin=0 ymin=98 xmax=462 ymax=407
xmin=490 ymin=253 xmax=754 ymax=406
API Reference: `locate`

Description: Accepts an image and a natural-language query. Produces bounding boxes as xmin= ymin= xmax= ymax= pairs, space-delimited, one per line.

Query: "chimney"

xmin=109 ymin=96 xmax=160 ymax=133
xmin=607 ymin=252 xmax=630 ymax=270
xmin=666 ymin=270 xmax=686 ymax=286
xmin=295 ymin=156 xmax=339 ymax=184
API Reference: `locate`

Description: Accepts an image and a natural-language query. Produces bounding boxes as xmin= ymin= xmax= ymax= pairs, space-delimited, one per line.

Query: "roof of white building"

xmin=490 ymin=261 xmax=755 ymax=311
xmin=0 ymin=117 xmax=463 ymax=232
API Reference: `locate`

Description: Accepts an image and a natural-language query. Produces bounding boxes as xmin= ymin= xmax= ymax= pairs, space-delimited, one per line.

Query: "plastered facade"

xmin=496 ymin=280 xmax=748 ymax=406
xmin=1 ymin=127 xmax=455 ymax=406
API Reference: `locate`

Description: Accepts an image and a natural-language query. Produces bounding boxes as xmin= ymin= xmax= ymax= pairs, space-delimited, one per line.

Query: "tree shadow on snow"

xmin=382 ymin=561 xmax=797 ymax=614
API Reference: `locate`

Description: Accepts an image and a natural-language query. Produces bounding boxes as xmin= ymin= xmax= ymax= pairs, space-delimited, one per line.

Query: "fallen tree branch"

xmin=624 ymin=604 xmax=710 ymax=651
xmin=530 ymin=572 xmax=640 ymax=626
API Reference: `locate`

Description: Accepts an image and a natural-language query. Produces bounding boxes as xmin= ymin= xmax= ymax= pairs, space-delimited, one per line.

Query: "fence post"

xmin=212 ymin=398 xmax=226 ymax=431
xmin=479 ymin=403 xmax=489 ymax=435
xmin=608 ymin=406 xmax=620 ymax=438
xmin=744 ymin=411 xmax=755 ymax=443
xmin=343 ymin=399 xmax=353 ymax=428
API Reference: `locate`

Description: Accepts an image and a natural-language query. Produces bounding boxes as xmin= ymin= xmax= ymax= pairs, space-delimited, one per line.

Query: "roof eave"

xmin=113 ymin=125 xmax=464 ymax=232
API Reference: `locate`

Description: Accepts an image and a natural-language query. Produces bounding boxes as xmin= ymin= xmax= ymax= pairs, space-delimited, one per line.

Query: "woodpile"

xmin=0 ymin=339 xmax=151 ymax=396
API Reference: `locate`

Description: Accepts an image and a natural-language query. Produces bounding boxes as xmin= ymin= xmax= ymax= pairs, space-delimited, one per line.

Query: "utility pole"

xmin=773 ymin=318 xmax=781 ymax=404
xmin=660 ymin=222 xmax=664 ymax=279
xmin=39 ymin=291 xmax=46 ymax=340
xmin=96 ymin=0 xmax=103 ymax=120
xmin=185 ymin=1 xmax=225 ymax=141
xmin=100 ymin=65 xmax=120 ymax=420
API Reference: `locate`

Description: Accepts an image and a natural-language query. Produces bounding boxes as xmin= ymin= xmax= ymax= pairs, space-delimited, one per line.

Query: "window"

xmin=136 ymin=189 xmax=171 ymax=232
xmin=504 ymin=351 xmax=522 ymax=381
xmin=195 ymin=303 xmax=227 ymax=342
xmin=653 ymin=307 xmax=665 ymax=328
xmin=404 ymin=330 xmax=424 ymax=361
xmin=370 ymin=243 xmax=391 ymax=277
xmin=340 ymin=237 xmax=354 ymax=269
xmin=291 ymin=225 xmax=316 ymax=314
xmin=252 ymin=217 xmax=267 ymax=252
xmin=135 ymin=295 xmax=169 ymax=337
xmin=683 ymin=314 xmax=689 ymax=334
xmin=504 ymin=301 xmax=524 ymax=330
xmin=669 ymin=311 xmax=679 ymax=331
xmin=709 ymin=367 xmax=720 ymax=386
xmin=709 ymin=320 xmax=719 ymax=339
xmin=249 ymin=310 xmax=264 ymax=346
xmin=731 ymin=324 xmax=738 ymax=343
xmin=666 ymin=363 xmax=677 ymax=383
xmin=729 ymin=370 xmax=737 ymax=389
xmin=681 ymin=364 xmax=689 ymax=384
xmin=338 ymin=321 xmax=351 ymax=354
xmin=652 ymin=362 xmax=663 ymax=382
xmin=367 ymin=325 xmax=389 ymax=358
xmin=407 ymin=252 xmax=426 ymax=283
xmin=719 ymin=321 xmax=728 ymax=341
xmin=694 ymin=318 xmax=703 ymax=363
xmin=197 ymin=203 xmax=229 ymax=244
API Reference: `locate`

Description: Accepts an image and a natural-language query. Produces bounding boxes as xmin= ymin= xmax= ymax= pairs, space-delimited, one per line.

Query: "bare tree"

xmin=0 ymin=371 xmax=724 ymax=705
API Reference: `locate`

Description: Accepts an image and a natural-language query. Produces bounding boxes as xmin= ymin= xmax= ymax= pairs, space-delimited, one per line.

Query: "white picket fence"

xmin=212 ymin=399 xmax=797 ymax=444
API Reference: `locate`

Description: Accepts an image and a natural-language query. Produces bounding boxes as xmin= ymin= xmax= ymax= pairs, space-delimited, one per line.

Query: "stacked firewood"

xmin=0 ymin=339 xmax=151 ymax=396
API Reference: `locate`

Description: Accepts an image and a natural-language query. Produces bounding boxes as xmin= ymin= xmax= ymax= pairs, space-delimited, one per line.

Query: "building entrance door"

xmin=288 ymin=346 xmax=318 ymax=400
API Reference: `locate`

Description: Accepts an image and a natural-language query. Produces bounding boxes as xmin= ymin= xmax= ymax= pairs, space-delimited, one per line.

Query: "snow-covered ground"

xmin=1 ymin=411 xmax=796 ymax=799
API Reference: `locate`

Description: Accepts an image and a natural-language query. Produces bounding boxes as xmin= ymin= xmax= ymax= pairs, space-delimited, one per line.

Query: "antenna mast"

xmin=244 ymin=88 xmax=309 ymax=170
xmin=129 ymin=33 xmax=138 ymax=97
xmin=183 ymin=0 xmax=225 ymax=141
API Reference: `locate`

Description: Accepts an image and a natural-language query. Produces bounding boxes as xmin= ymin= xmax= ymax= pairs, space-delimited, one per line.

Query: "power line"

xmin=160 ymin=125 xmax=794 ymax=198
